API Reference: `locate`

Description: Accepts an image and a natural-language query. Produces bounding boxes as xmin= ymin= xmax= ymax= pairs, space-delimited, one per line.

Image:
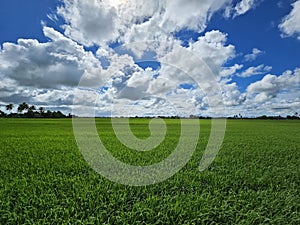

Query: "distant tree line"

xmin=0 ymin=102 xmax=72 ymax=118
xmin=129 ymin=114 xmax=300 ymax=120
xmin=227 ymin=112 xmax=300 ymax=120
xmin=134 ymin=113 xmax=300 ymax=120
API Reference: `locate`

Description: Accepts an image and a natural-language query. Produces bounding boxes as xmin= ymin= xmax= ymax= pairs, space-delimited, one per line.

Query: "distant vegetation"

xmin=148 ymin=113 xmax=300 ymax=120
xmin=0 ymin=102 xmax=72 ymax=118
xmin=227 ymin=112 xmax=300 ymax=120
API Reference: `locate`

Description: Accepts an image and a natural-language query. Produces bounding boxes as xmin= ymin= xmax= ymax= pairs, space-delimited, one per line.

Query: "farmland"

xmin=0 ymin=118 xmax=299 ymax=224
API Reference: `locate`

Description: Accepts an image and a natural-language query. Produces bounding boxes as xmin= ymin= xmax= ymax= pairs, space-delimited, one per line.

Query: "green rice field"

xmin=0 ymin=118 xmax=299 ymax=224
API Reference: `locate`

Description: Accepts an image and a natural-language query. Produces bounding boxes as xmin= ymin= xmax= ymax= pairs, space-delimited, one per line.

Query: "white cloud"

xmin=233 ymin=0 xmax=257 ymax=17
xmin=160 ymin=0 xmax=231 ymax=32
xmin=0 ymin=27 xmax=103 ymax=89
xmin=0 ymin=26 xmax=110 ymax=114
xmin=116 ymin=67 xmax=157 ymax=101
xmin=1 ymin=0 xmax=299 ymax=117
xmin=56 ymin=0 xmax=234 ymax=48
xmin=279 ymin=0 xmax=300 ymax=40
xmin=220 ymin=64 xmax=243 ymax=77
xmin=224 ymin=0 xmax=258 ymax=18
xmin=238 ymin=65 xmax=272 ymax=77
xmin=221 ymin=82 xmax=246 ymax=106
xmin=76 ymin=30 xmax=238 ymax=117
xmin=219 ymin=68 xmax=300 ymax=117
xmin=247 ymin=68 xmax=300 ymax=102
xmin=188 ymin=30 xmax=236 ymax=76
xmin=244 ymin=48 xmax=264 ymax=61
xmin=57 ymin=0 xmax=119 ymax=46
xmin=140 ymin=30 xmax=236 ymax=98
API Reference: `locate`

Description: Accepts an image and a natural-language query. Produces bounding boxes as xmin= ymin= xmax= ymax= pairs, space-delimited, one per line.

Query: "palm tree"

xmin=17 ymin=102 xmax=29 ymax=113
xmin=28 ymin=105 xmax=36 ymax=112
xmin=5 ymin=104 xmax=14 ymax=113
xmin=39 ymin=107 xmax=45 ymax=115
xmin=26 ymin=105 xmax=36 ymax=118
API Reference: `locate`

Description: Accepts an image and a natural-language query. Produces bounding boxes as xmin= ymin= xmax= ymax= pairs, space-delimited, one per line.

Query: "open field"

xmin=0 ymin=118 xmax=299 ymax=224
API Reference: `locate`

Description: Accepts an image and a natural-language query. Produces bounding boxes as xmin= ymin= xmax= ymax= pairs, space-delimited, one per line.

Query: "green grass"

xmin=0 ymin=118 xmax=299 ymax=224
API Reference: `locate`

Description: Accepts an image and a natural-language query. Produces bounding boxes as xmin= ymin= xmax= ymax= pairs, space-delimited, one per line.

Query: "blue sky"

xmin=0 ymin=0 xmax=299 ymax=117
xmin=0 ymin=0 xmax=57 ymax=42
xmin=208 ymin=0 xmax=300 ymax=72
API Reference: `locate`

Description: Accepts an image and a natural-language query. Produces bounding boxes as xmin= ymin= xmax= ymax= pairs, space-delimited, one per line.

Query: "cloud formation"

xmin=234 ymin=0 xmax=257 ymax=17
xmin=279 ymin=0 xmax=300 ymax=40
xmin=247 ymin=68 xmax=300 ymax=102
xmin=224 ymin=0 xmax=258 ymax=18
xmin=0 ymin=0 xmax=299 ymax=117
xmin=0 ymin=27 xmax=103 ymax=89
xmin=238 ymin=65 xmax=272 ymax=77
xmin=244 ymin=48 xmax=264 ymax=61
xmin=56 ymin=0 xmax=233 ymax=46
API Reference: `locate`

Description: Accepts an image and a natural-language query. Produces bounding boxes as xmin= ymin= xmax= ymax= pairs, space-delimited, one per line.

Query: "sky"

xmin=0 ymin=0 xmax=299 ymax=117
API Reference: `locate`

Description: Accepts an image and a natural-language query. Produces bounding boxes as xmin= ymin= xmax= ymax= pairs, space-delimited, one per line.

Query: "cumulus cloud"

xmin=0 ymin=27 xmax=103 ymax=89
xmin=224 ymin=0 xmax=258 ymax=18
xmin=0 ymin=24 xmax=242 ymax=116
xmin=160 ymin=0 xmax=231 ymax=32
xmin=220 ymin=64 xmax=243 ymax=77
xmin=244 ymin=48 xmax=264 ymax=61
xmin=57 ymin=0 xmax=119 ymax=46
xmin=220 ymin=68 xmax=300 ymax=117
xmin=221 ymin=82 xmax=246 ymax=106
xmin=279 ymin=0 xmax=300 ymax=40
xmin=76 ymin=29 xmax=237 ymax=117
xmin=0 ymin=26 xmax=107 ymax=114
xmin=188 ymin=30 xmax=236 ymax=76
xmin=233 ymin=0 xmax=257 ymax=17
xmin=56 ymin=0 xmax=234 ymax=47
xmin=238 ymin=64 xmax=272 ymax=77
xmin=1 ymin=0 xmax=299 ymax=117
xmin=138 ymin=30 xmax=236 ymax=101
xmin=247 ymin=68 xmax=300 ymax=102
